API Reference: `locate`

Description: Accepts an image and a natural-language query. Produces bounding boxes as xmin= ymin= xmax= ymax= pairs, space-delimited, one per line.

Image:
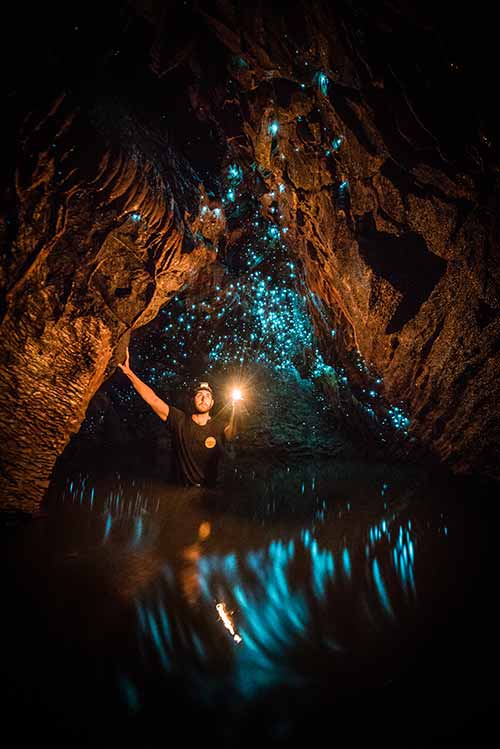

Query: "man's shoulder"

xmin=167 ymin=405 xmax=187 ymax=425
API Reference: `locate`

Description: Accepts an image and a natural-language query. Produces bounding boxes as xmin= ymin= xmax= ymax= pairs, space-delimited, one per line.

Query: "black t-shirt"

xmin=166 ymin=406 xmax=228 ymax=487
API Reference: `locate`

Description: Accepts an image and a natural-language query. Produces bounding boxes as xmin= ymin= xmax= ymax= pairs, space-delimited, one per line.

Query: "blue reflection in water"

xmin=392 ymin=524 xmax=416 ymax=596
xmin=146 ymin=606 xmax=170 ymax=669
xmin=60 ymin=472 xmax=160 ymax=551
xmin=135 ymin=586 xmax=174 ymax=671
xmin=342 ymin=548 xmax=351 ymax=578
xmin=372 ymin=558 xmax=395 ymax=618
xmin=54 ymin=465 xmax=453 ymax=713
xmin=118 ymin=674 xmax=140 ymax=713
xmin=132 ymin=516 xmax=143 ymax=547
xmin=223 ymin=539 xmax=310 ymax=695
xmin=312 ymin=547 xmax=335 ymax=598
xmin=132 ymin=512 xmax=426 ymax=698
xmin=103 ymin=512 xmax=112 ymax=541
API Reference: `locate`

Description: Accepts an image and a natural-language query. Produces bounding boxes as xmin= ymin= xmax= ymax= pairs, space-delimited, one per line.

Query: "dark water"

xmin=1 ymin=455 xmax=498 ymax=748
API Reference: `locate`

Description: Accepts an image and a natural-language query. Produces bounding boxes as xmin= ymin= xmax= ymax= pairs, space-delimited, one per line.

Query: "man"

xmin=118 ymin=347 xmax=238 ymax=488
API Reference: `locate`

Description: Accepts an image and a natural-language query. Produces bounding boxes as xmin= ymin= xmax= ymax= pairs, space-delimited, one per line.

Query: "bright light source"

xmin=231 ymin=388 xmax=243 ymax=401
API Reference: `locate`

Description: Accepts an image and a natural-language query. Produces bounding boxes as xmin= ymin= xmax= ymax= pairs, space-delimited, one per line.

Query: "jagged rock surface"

xmin=0 ymin=92 xmax=222 ymax=512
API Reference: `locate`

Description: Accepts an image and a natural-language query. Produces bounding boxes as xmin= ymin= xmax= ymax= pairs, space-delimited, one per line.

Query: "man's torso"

xmin=167 ymin=407 xmax=226 ymax=487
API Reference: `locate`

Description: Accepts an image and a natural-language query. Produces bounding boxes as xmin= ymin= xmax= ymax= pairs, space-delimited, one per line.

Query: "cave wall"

xmin=173 ymin=0 xmax=500 ymax=479
xmin=0 ymin=89 xmax=222 ymax=512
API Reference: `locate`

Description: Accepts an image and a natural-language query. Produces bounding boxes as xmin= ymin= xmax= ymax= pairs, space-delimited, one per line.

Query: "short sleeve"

xmin=166 ymin=405 xmax=185 ymax=432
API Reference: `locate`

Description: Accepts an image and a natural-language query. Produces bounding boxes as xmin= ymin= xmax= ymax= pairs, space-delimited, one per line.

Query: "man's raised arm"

xmin=118 ymin=347 xmax=169 ymax=421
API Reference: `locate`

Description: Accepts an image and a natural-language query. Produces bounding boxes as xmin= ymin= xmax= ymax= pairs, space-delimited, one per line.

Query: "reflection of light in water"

xmin=392 ymin=524 xmax=416 ymax=596
xmin=372 ymin=558 xmax=395 ymax=618
xmin=302 ymin=530 xmax=335 ymax=598
xmin=127 ymin=484 xmax=451 ymax=706
xmin=60 ymin=473 xmax=160 ymax=551
xmin=366 ymin=517 xmax=417 ymax=608
xmin=103 ymin=512 xmax=112 ymax=541
xmin=196 ymin=535 xmax=340 ymax=696
xmin=60 ymin=473 xmax=164 ymax=601
xmin=198 ymin=521 xmax=211 ymax=540
xmin=216 ymin=602 xmax=242 ymax=643
xmin=132 ymin=516 xmax=143 ymax=547
xmin=234 ymin=540 xmax=310 ymax=696
xmin=118 ymin=673 xmax=140 ymax=713
xmin=342 ymin=548 xmax=351 ymax=578
xmin=173 ymin=521 xmax=423 ymax=696
xmin=98 ymin=498 xmax=153 ymax=549
xmin=61 ymin=473 xmax=161 ymax=521
xmin=135 ymin=575 xmax=175 ymax=671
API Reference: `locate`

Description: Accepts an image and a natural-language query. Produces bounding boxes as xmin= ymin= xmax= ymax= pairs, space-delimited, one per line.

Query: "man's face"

xmin=194 ymin=389 xmax=214 ymax=413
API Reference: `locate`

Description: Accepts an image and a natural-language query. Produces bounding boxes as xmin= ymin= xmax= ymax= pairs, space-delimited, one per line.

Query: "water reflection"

xmin=5 ymin=458 xmax=474 ymax=746
xmin=51 ymin=462 xmax=458 ymax=707
xmin=130 ymin=509 xmax=428 ymax=703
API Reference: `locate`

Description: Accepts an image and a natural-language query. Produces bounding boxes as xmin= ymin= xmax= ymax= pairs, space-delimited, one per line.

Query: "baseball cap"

xmin=193 ymin=381 xmax=214 ymax=397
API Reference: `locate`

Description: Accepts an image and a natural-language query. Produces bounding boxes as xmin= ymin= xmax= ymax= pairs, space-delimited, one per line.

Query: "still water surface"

xmin=2 ymin=456 xmax=497 ymax=748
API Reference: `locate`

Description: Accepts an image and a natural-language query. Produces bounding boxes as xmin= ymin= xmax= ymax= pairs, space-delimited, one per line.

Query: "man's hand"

xmin=118 ymin=346 xmax=132 ymax=376
xmin=231 ymin=397 xmax=248 ymax=416
xmin=225 ymin=398 xmax=244 ymax=441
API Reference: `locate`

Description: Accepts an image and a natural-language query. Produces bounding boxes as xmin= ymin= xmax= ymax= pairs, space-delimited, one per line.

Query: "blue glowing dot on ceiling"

xmin=228 ymin=163 xmax=243 ymax=182
xmin=332 ymin=135 xmax=344 ymax=151
xmin=316 ymin=72 xmax=329 ymax=96
xmin=268 ymin=121 xmax=279 ymax=137
xmin=106 ymin=147 xmax=415 ymax=454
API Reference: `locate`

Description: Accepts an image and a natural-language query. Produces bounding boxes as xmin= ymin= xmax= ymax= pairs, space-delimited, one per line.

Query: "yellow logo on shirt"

xmin=205 ymin=436 xmax=216 ymax=449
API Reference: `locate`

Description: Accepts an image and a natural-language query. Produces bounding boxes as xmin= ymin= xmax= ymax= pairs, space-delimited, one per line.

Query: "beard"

xmin=194 ymin=403 xmax=211 ymax=413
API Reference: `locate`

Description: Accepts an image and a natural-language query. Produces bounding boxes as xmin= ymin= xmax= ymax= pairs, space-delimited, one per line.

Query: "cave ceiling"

xmin=1 ymin=0 xmax=499 ymax=512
